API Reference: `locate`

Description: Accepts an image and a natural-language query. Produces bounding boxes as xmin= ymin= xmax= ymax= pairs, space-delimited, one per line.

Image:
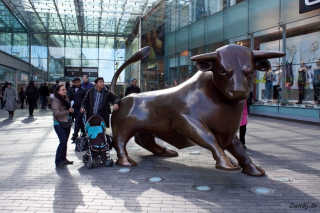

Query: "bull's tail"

xmin=111 ymin=46 xmax=151 ymax=94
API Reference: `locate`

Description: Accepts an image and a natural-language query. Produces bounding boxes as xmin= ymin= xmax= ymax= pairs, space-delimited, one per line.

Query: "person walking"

xmin=39 ymin=82 xmax=50 ymax=109
xmin=18 ymin=88 xmax=26 ymax=109
xmin=151 ymin=85 xmax=158 ymax=91
xmin=3 ymin=82 xmax=18 ymax=119
xmin=0 ymin=85 xmax=3 ymax=109
xmin=81 ymin=77 xmax=120 ymax=125
xmin=25 ymin=80 xmax=38 ymax=116
xmin=125 ymin=78 xmax=141 ymax=96
xmin=173 ymin=79 xmax=178 ymax=87
xmin=65 ymin=81 xmax=71 ymax=91
xmin=81 ymin=75 xmax=94 ymax=91
xmin=239 ymin=101 xmax=248 ymax=149
xmin=51 ymin=84 xmax=74 ymax=167
xmin=1 ymin=81 xmax=8 ymax=109
xmin=69 ymin=77 xmax=87 ymax=142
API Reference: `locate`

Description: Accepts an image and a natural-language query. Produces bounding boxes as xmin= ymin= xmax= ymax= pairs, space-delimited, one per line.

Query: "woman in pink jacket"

xmin=240 ymin=101 xmax=248 ymax=149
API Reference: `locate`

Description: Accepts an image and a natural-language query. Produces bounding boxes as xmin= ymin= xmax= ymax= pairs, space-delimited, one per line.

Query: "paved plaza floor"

xmin=0 ymin=108 xmax=319 ymax=213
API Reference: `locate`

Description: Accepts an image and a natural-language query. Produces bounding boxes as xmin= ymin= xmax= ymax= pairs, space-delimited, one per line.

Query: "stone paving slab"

xmin=0 ymin=108 xmax=319 ymax=213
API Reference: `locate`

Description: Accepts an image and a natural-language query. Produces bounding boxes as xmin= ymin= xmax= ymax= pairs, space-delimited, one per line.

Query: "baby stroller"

xmin=82 ymin=115 xmax=114 ymax=169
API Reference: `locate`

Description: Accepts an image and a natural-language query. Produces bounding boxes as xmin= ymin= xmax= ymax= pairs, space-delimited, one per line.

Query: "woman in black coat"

xmin=25 ymin=80 xmax=38 ymax=116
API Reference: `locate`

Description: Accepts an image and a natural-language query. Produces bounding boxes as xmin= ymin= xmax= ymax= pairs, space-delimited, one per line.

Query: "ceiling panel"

xmin=2 ymin=0 xmax=160 ymax=35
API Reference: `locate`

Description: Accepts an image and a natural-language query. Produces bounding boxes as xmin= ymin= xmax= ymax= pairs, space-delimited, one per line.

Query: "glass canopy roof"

xmin=2 ymin=0 xmax=160 ymax=35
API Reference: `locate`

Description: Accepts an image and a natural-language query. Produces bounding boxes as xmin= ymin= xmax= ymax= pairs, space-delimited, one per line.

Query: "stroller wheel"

xmin=105 ymin=159 xmax=114 ymax=167
xmin=86 ymin=162 xmax=91 ymax=169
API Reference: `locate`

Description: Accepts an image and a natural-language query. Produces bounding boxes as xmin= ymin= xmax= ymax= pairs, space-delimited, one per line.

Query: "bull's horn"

xmin=191 ymin=52 xmax=217 ymax=61
xmin=253 ymin=51 xmax=286 ymax=60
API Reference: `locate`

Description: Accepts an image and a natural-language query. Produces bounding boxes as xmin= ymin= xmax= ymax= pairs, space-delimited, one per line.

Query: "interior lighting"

xmin=236 ymin=42 xmax=243 ymax=45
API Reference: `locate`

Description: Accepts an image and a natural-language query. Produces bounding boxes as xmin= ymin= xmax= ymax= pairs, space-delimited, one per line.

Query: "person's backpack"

xmin=20 ymin=91 xmax=26 ymax=99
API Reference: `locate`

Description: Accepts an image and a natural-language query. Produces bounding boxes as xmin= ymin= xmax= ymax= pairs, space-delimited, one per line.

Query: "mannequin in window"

xmin=264 ymin=69 xmax=274 ymax=102
xmin=296 ymin=61 xmax=308 ymax=104
xmin=286 ymin=45 xmax=297 ymax=87
xmin=272 ymin=64 xmax=282 ymax=103
xmin=313 ymin=59 xmax=320 ymax=105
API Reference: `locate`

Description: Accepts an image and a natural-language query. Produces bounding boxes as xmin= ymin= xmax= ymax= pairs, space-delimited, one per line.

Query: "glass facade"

xmin=0 ymin=1 xmax=28 ymax=62
xmin=164 ymin=0 xmax=320 ymax=119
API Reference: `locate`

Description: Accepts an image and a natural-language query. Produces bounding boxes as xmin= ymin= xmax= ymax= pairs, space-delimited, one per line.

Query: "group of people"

xmin=53 ymin=76 xmax=141 ymax=167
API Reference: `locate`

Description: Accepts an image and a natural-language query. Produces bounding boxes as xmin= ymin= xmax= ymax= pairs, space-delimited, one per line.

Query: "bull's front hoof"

xmin=116 ymin=156 xmax=137 ymax=167
xmin=241 ymin=163 xmax=265 ymax=177
xmin=215 ymin=156 xmax=240 ymax=171
xmin=153 ymin=148 xmax=178 ymax=157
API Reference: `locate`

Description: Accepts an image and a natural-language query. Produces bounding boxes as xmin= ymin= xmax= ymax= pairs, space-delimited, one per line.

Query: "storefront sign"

xmin=64 ymin=67 xmax=82 ymax=77
xmin=300 ymin=0 xmax=320 ymax=14
xmin=64 ymin=67 xmax=98 ymax=77
xmin=82 ymin=67 xmax=98 ymax=77
xmin=20 ymin=73 xmax=28 ymax=81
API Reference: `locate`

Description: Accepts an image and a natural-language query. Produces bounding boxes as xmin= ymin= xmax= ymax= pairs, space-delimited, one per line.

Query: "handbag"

xmin=75 ymin=137 xmax=88 ymax=152
xmin=54 ymin=115 xmax=72 ymax=129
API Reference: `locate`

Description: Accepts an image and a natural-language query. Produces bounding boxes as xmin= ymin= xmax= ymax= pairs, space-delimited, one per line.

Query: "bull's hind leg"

xmin=226 ymin=136 xmax=265 ymax=176
xmin=173 ymin=115 xmax=239 ymax=171
xmin=134 ymin=132 xmax=178 ymax=157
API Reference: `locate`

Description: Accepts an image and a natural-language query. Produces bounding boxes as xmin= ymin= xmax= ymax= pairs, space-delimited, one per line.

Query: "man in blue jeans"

xmin=264 ymin=69 xmax=274 ymax=102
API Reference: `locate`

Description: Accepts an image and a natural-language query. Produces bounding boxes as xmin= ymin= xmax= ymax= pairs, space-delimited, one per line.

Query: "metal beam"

xmin=29 ymin=31 xmax=128 ymax=37
xmin=1 ymin=0 xmax=30 ymax=32
xmin=74 ymin=0 xmax=84 ymax=33
xmin=98 ymin=0 xmax=103 ymax=34
xmin=27 ymin=0 xmax=47 ymax=32
xmin=52 ymin=0 xmax=65 ymax=33
xmin=115 ymin=0 xmax=128 ymax=35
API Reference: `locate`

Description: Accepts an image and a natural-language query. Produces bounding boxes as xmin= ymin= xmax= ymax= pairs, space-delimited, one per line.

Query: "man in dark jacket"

xmin=69 ymin=77 xmax=87 ymax=141
xmin=125 ymin=78 xmax=141 ymax=96
xmin=39 ymin=82 xmax=50 ymax=109
xmin=81 ymin=75 xmax=94 ymax=91
xmin=81 ymin=77 xmax=120 ymax=127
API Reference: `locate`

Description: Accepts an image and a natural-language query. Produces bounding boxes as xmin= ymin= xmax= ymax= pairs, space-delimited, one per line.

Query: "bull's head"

xmin=191 ymin=45 xmax=285 ymax=100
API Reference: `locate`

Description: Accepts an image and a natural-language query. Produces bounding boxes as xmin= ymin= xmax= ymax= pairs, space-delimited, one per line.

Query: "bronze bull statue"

xmin=110 ymin=44 xmax=285 ymax=177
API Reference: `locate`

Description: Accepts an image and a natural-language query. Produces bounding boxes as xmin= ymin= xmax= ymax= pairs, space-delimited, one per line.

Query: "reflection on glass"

xmin=49 ymin=35 xmax=64 ymax=59
xmin=99 ymin=37 xmax=115 ymax=60
xmin=82 ymin=36 xmax=98 ymax=59
xmin=49 ymin=59 xmax=64 ymax=81
xmin=65 ymin=35 xmax=81 ymax=59
xmin=99 ymin=60 xmax=114 ymax=82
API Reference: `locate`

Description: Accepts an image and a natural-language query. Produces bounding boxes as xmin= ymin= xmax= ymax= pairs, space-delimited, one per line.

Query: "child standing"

xmin=239 ymin=101 xmax=248 ymax=149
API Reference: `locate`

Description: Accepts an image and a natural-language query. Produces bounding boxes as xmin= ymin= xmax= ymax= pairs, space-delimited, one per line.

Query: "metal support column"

xmin=250 ymin=33 xmax=254 ymax=50
xmin=29 ymin=33 xmax=32 ymax=80
xmin=281 ymin=25 xmax=286 ymax=103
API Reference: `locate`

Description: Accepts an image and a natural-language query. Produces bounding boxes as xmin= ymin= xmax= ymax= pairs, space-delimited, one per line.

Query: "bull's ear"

xmin=253 ymin=51 xmax=286 ymax=60
xmin=191 ymin=52 xmax=217 ymax=71
xmin=195 ymin=61 xmax=213 ymax=71
xmin=255 ymin=60 xmax=271 ymax=71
